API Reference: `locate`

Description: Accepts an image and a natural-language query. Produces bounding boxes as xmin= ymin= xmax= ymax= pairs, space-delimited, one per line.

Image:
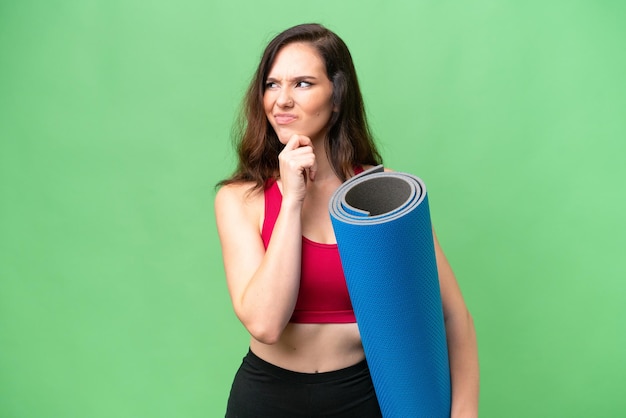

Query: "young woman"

xmin=215 ymin=23 xmax=479 ymax=417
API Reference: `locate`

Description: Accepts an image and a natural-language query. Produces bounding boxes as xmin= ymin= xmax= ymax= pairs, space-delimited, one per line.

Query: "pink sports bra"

xmin=261 ymin=169 xmax=363 ymax=323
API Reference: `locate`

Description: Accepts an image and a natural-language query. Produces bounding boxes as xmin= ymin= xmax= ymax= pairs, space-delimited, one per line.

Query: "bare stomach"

xmin=249 ymin=322 xmax=365 ymax=373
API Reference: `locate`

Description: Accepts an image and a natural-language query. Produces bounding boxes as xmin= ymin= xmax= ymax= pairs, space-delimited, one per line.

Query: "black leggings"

xmin=225 ymin=349 xmax=382 ymax=418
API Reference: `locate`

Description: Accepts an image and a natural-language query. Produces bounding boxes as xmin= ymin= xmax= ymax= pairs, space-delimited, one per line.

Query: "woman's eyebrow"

xmin=265 ymin=75 xmax=319 ymax=82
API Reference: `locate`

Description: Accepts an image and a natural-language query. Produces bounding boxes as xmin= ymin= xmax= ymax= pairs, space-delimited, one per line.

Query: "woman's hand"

xmin=278 ymin=134 xmax=317 ymax=203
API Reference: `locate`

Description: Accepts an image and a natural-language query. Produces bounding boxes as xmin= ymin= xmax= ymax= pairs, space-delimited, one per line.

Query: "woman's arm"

xmin=434 ymin=230 xmax=480 ymax=417
xmin=215 ymin=183 xmax=302 ymax=344
xmin=215 ymin=135 xmax=317 ymax=344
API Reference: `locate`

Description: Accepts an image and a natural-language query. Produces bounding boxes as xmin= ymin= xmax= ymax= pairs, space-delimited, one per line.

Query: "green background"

xmin=1 ymin=1 xmax=625 ymax=417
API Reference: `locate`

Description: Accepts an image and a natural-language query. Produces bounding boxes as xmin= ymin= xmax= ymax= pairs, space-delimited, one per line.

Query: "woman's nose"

xmin=276 ymin=88 xmax=294 ymax=108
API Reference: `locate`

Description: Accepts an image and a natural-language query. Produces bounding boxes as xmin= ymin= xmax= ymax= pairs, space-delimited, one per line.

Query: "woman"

xmin=215 ymin=23 xmax=479 ymax=417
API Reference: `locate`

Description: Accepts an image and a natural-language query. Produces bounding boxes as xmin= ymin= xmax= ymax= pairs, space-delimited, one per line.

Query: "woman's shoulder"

xmin=215 ymin=181 xmax=265 ymax=214
xmin=358 ymin=164 xmax=394 ymax=173
xmin=215 ymin=181 xmax=266 ymax=236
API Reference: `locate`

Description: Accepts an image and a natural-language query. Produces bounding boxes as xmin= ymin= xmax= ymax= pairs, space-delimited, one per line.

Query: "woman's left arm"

xmin=434 ymin=229 xmax=480 ymax=418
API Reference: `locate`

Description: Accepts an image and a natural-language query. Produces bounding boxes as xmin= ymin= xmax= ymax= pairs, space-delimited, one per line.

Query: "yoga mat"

xmin=329 ymin=165 xmax=451 ymax=418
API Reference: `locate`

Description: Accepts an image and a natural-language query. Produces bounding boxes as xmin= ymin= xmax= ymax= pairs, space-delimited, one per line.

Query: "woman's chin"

xmin=277 ymin=133 xmax=291 ymax=144
xmin=275 ymin=130 xmax=296 ymax=145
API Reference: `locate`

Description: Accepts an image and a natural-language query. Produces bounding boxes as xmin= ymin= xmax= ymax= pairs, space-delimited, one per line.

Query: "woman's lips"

xmin=274 ymin=114 xmax=297 ymax=125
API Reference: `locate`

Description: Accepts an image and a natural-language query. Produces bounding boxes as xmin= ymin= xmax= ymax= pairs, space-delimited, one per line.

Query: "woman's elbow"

xmin=240 ymin=315 xmax=285 ymax=345
xmin=445 ymin=305 xmax=474 ymax=330
xmin=250 ymin=325 xmax=284 ymax=345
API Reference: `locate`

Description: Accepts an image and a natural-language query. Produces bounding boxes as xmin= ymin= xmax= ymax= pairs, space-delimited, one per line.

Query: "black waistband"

xmin=243 ymin=348 xmax=369 ymax=384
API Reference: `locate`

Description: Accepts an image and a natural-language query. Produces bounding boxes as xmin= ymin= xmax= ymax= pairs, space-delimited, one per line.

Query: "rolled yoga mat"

xmin=329 ymin=165 xmax=451 ymax=418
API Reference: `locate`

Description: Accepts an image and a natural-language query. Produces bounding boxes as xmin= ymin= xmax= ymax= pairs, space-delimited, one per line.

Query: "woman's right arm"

xmin=214 ymin=135 xmax=316 ymax=344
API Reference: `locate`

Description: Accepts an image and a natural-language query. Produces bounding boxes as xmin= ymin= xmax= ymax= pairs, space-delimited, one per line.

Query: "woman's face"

xmin=263 ymin=42 xmax=334 ymax=145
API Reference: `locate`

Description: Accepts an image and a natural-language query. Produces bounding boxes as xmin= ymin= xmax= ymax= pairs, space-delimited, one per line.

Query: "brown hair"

xmin=218 ymin=23 xmax=382 ymax=190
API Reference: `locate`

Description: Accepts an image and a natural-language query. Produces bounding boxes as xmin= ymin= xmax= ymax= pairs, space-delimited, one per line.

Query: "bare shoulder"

xmin=214 ymin=182 xmax=264 ymax=225
xmin=360 ymin=164 xmax=394 ymax=173
xmin=215 ymin=181 xmax=262 ymax=205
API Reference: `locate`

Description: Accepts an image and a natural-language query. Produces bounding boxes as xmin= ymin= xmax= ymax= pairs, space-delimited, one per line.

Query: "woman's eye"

xmin=265 ymin=81 xmax=278 ymax=89
xmin=296 ymin=81 xmax=312 ymax=88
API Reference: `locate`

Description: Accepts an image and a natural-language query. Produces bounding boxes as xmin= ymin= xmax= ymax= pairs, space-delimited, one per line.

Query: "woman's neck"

xmin=310 ymin=137 xmax=338 ymax=183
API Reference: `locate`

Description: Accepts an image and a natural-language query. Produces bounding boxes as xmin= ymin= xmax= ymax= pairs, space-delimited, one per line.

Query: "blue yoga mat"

xmin=329 ymin=165 xmax=451 ymax=418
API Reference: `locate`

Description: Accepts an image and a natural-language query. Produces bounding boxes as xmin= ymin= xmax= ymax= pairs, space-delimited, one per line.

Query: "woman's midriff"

xmin=249 ymin=322 xmax=365 ymax=373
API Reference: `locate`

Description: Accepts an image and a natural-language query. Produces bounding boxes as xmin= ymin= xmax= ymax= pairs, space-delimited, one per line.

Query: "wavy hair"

xmin=218 ymin=23 xmax=382 ymax=190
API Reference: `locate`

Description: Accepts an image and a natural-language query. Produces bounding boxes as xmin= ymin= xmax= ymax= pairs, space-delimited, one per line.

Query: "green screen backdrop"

xmin=1 ymin=1 xmax=625 ymax=417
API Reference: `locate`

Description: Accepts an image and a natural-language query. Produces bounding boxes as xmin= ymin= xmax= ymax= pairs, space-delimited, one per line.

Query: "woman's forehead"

xmin=267 ymin=43 xmax=325 ymax=77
